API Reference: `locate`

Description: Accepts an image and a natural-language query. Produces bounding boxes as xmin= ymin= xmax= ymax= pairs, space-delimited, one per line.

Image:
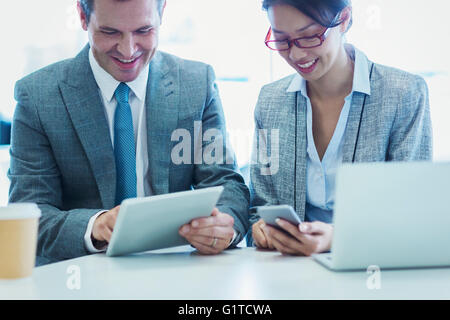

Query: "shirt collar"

xmin=350 ymin=45 xmax=371 ymax=95
xmin=286 ymin=44 xmax=371 ymax=97
xmin=88 ymin=48 xmax=149 ymax=102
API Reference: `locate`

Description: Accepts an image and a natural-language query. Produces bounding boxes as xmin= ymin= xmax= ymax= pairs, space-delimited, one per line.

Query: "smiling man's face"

xmin=78 ymin=0 xmax=164 ymax=82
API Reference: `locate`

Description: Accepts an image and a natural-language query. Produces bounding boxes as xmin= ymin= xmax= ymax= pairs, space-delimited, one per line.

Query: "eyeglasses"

xmin=264 ymin=27 xmax=331 ymax=51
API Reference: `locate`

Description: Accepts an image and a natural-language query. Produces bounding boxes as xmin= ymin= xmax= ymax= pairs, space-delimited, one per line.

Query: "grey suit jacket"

xmin=8 ymin=45 xmax=250 ymax=265
xmin=249 ymin=59 xmax=433 ymax=239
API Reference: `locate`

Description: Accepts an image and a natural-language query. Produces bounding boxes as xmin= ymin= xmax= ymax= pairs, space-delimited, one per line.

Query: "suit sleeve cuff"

xmin=84 ymin=210 xmax=109 ymax=253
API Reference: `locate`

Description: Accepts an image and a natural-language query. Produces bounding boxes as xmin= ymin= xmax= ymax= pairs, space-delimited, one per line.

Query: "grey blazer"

xmin=249 ymin=59 xmax=433 ymax=236
xmin=8 ymin=45 xmax=250 ymax=265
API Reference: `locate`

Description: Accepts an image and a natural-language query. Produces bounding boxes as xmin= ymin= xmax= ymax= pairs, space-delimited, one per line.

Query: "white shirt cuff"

xmin=229 ymin=229 xmax=239 ymax=246
xmin=84 ymin=210 xmax=109 ymax=253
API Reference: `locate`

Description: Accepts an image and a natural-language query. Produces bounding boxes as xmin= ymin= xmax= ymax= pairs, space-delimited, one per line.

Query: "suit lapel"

xmin=294 ymin=93 xmax=308 ymax=221
xmin=341 ymin=92 xmax=365 ymax=163
xmin=276 ymin=91 xmax=307 ymax=220
xmin=145 ymin=52 xmax=179 ymax=195
xmin=342 ymin=61 xmax=374 ymax=163
xmin=59 ymin=46 xmax=116 ymax=209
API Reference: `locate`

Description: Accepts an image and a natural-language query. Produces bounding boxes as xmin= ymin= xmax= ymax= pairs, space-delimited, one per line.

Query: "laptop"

xmin=313 ymin=161 xmax=450 ymax=271
xmin=106 ymin=186 xmax=223 ymax=257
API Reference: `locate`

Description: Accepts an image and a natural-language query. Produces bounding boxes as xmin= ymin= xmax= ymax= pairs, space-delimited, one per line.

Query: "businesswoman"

xmin=249 ymin=0 xmax=432 ymax=255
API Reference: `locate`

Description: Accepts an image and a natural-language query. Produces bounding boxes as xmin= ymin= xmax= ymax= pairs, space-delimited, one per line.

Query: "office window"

xmin=0 ymin=0 xmax=449 ymax=205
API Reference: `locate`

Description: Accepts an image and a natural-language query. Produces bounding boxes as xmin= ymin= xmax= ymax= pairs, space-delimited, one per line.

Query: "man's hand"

xmin=262 ymin=219 xmax=333 ymax=256
xmin=252 ymin=219 xmax=275 ymax=250
xmin=178 ymin=208 xmax=235 ymax=255
xmin=91 ymin=206 xmax=120 ymax=244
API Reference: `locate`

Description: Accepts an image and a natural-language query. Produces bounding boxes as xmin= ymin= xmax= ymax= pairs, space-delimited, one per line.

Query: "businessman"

xmin=8 ymin=0 xmax=249 ymax=265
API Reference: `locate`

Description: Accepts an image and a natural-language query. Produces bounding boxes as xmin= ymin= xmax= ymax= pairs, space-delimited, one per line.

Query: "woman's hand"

xmin=262 ymin=219 xmax=333 ymax=256
xmin=252 ymin=219 xmax=275 ymax=250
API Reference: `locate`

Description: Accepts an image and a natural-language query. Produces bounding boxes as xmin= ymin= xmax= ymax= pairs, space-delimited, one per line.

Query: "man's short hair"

xmin=80 ymin=0 xmax=166 ymax=24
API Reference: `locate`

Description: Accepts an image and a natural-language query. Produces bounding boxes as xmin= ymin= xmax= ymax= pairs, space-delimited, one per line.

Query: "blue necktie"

xmin=114 ymin=82 xmax=137 ymax=205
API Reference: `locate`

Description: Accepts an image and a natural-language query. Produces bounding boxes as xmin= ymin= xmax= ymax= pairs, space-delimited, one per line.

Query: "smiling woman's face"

xmin=267 ymin=4 xmax=346 ymax=81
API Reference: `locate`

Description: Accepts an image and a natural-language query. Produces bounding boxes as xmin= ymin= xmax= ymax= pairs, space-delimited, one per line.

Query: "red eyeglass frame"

xmin=264 ymin=26 xmax=331 ymax=51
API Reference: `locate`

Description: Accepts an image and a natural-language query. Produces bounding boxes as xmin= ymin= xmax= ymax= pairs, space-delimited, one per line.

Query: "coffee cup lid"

xmin=0 ymin=203 xmax=41 ymax=220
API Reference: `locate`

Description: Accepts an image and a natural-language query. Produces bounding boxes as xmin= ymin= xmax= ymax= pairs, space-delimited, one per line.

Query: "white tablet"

xmin=106 ymin=186 xmax=224 ymax=257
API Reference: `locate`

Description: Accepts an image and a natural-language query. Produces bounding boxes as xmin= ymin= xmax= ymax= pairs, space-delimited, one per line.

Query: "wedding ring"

xmin=211 ymin=237 xmax=218 ymax=248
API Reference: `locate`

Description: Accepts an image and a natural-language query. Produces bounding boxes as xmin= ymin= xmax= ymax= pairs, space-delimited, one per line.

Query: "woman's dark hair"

xmin=262 ymin=0 xmax=352 ymax=30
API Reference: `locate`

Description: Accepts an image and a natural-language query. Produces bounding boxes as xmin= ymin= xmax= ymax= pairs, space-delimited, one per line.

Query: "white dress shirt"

xmin=84 ymin=49 xmax=152 ymax=252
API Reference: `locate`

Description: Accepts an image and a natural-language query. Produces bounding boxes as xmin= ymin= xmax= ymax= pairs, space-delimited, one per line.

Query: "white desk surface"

xmin=1 ymin=246 xmax=450 ymax=300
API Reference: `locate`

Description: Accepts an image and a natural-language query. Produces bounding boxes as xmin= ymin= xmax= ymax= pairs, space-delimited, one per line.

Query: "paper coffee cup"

xmin=0 ymin=203 xmax=41 ymax=279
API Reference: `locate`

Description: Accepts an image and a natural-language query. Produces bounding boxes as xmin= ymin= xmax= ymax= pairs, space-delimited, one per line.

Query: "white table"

xmin=1 ymin=246 xmax=450 ymax=300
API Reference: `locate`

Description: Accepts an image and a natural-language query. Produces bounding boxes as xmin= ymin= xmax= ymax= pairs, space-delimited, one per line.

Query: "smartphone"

xmin=256 ymin=205 xmax=302 ymax=231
